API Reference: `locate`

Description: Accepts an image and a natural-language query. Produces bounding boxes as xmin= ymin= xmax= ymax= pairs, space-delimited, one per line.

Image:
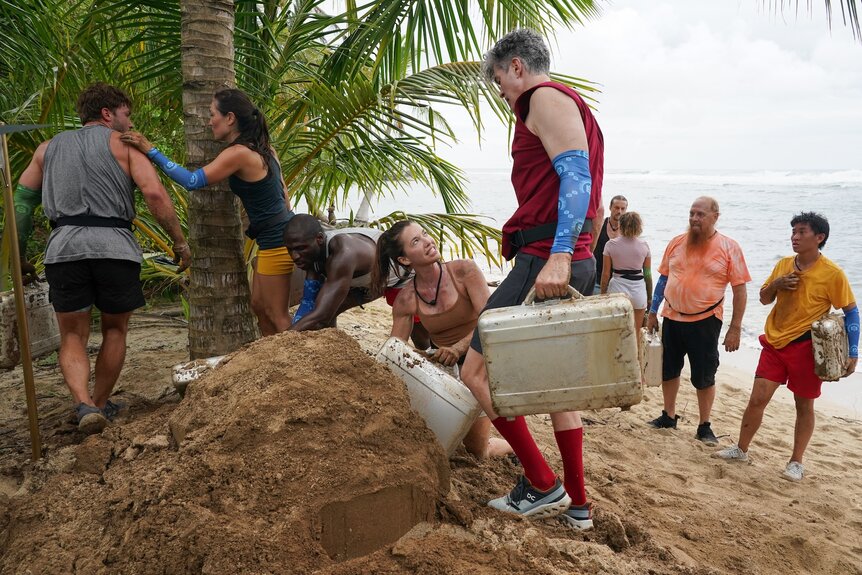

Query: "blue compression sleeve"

xmin=293 ymin=279 xmax=322 ymax=324
xmin=146 ymin=148 xmax=208 ymax=190
xmin=650 ymin=275 xmax=668 ymax=314
xmin=550 ymin=150 xmax=592 ymax=255
xmin=845 ymin=305 xmax=859 ymax=359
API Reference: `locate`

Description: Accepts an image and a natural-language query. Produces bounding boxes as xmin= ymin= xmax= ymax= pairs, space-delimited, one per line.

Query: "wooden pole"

xmin=0 ymin=128 xmax=42 ymax=460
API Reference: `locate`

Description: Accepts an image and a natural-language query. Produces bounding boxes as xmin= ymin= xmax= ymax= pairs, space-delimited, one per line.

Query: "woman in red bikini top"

xmin=373 ymin=220 xmax=511 ymax=459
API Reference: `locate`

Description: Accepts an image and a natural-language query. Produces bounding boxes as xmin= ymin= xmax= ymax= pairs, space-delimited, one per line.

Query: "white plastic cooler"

xmin=477 ymin=289 xmax=642 ymax=417
xmin=376 ymin=337 xmax=481 ymax=456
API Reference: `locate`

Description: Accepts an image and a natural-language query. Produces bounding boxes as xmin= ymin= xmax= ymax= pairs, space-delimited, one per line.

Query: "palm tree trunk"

xmin=181 ymin=0 xmax=259 ymax=357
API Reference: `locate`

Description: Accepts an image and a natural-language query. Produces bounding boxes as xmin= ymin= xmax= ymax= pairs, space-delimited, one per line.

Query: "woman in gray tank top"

xmin=121 ymin=89 xmax=295 ymax=335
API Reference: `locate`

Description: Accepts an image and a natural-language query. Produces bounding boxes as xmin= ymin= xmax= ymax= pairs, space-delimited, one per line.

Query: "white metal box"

xmin=0 ymin=282 xmax=60 ymax=369
xmin=477 ymin=289 xmax=642 ymax=416
xmin=639 ymin=327 xmax=663 ymax=387
xmin=376 ymin=337 xmax=481 ymax=456
xmin=811 ymin=313 xmax=847 ymax=382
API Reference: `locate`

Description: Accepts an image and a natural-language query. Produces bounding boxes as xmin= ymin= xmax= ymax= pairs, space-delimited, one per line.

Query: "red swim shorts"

xmin=383 ymin=287 xmax=421 ymax=324
xmin=756 ymin=334 xmax=822 ymax=399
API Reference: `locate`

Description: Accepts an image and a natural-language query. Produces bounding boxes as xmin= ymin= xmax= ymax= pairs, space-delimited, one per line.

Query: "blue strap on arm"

xmin=146 ymin=148 xmax=208 ymax=191
xmin=650 ymin=275 xmax=668 ymax=314
xmin=844 ymin=305 xmax=859 ymax=359
xmin=292 ymin=279 xmax=322 ymax=324
xmin=550 ymin=150 xmax=592 ymax=255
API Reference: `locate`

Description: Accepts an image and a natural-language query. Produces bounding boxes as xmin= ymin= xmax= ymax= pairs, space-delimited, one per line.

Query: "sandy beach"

xmin=1 ymin=300 xmax=860 ymax=574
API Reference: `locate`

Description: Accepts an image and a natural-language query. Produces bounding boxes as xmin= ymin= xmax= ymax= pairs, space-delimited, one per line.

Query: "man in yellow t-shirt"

xmin=714 ymin=212 xmax=858 ymax=482
xmin=646 ymin=197 xmax=751 ymax=446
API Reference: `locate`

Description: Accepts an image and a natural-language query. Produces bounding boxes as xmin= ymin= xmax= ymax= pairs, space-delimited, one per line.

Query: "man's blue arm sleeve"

xmin=146 ymin=148 xmax=208 ymax=191
xmin=650 ymin=275 xmax=668 ymax=314
xmin=550 ymin=150 xmax=592 ymax=255
xmin=293 ymin=279 xmax=322 ymax=324
xmin=845 ymin=305 xmax=859 ymax=359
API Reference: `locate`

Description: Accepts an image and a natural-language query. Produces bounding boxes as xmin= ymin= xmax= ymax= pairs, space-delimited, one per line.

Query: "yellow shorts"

xmin=255 ymin=246 xmax=295 ymax=276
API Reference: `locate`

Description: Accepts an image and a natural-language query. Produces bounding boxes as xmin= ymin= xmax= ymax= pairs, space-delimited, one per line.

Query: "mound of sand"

xmin=0 ymin=329 xmax=450 ymax=574
xmin=1 ymin=301 xmax=861 ymax=575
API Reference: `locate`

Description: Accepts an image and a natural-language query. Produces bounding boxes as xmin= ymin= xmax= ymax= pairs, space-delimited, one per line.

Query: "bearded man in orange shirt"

xmin=646 ymin=196 xmax=751 ymax=445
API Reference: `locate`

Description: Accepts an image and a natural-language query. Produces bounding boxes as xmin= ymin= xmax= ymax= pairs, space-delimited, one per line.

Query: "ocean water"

xmin=366 ymin=168 xmax=862 ymax=415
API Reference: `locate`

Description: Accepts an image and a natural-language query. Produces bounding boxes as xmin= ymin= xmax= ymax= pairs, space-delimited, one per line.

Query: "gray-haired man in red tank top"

xmin=460 ymin=29 xmax=603 ymax=530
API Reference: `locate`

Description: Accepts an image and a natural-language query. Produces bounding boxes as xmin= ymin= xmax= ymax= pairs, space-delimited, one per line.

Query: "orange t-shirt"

xmin=658 ymin=232 xmax=751 ymax=323
xmin=763 ymin=255 xmax=855 ymax=349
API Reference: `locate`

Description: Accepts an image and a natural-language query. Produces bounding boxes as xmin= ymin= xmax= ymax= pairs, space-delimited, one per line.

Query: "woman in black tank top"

xmin=122 ymin=89 xmax=295 ymax=336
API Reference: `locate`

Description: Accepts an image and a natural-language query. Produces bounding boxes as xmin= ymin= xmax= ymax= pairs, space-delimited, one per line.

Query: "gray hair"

xmin=482 ymin=29 xmax=551 ymax=83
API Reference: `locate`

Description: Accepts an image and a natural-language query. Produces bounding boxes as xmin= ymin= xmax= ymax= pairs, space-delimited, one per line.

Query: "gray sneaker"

xmin=102 ymin=399 xmax=127 ymax=422
xmin=713 ymin=444 xmax=748 ymax=461
xmin=782 ymin=461 xmax=804 ymax=482
xmin=560 ymin=502 xmax=594 ymax=530
xmin=75 ymin=403 xmax=107 ymax=435
xmin=488 ymin=475 xmax=571 ymax=518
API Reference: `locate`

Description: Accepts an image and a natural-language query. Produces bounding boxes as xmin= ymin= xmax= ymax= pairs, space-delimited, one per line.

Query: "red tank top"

xmin=502 ymin=81 xmax=604 ymax=261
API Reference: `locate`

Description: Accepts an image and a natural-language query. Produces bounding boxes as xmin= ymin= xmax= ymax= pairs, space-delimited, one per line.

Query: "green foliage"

xmin=1 ymin=0 xmax=609 ymax=294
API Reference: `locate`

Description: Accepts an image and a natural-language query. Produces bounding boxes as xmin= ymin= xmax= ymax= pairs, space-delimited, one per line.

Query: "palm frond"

xmin=323 ymin=0 xmax=602 ymax=83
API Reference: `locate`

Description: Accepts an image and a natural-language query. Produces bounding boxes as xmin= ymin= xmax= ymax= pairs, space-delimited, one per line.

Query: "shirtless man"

xmin=284 ymin=214 xmax=400 ymax=331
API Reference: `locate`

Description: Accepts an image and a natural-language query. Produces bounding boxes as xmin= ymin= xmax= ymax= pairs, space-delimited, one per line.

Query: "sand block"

xmin=639 ymin=327 xmax=663 ymax=387
xmin=478 ymin=289 xmax=642 ymax=416
xmin=376 ymin=337 xmax=481 ymax=456
xmin=812 ymin=313 xmax=848 ymax=381
xmin=0 ymin=282 xmax=60 ymax=369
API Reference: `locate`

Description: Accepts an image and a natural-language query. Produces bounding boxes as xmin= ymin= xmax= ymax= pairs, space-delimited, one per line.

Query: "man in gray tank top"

xmin=284 ymin=214 xmax=403 ymax=331
xmin=14 ymin=83 xmax=191 ymax=435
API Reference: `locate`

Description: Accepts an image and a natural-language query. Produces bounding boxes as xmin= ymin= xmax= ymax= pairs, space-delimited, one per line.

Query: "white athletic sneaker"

xmin=782 ymin=461 xmax=804 ymax=482
xmin=713 ymin=444 xmax=749 ymax=462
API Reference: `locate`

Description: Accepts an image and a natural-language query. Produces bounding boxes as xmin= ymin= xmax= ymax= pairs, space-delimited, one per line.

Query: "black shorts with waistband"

xmin=44 ymin=259 xmax=145 ymax=314
xmin=661 ymin=315 xmax=722 ymax=389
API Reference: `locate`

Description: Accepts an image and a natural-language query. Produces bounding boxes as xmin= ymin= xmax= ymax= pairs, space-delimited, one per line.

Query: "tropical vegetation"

xmin=1 ymin=0 xmax=858 ymax=354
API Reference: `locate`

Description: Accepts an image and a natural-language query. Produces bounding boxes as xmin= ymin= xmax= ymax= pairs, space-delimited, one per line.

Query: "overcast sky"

xmin=436 ymin=0 xmax=862 ymax=171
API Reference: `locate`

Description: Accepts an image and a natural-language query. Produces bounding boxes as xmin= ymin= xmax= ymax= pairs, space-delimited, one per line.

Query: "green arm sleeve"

xmin=12 ymin=183 xmax=42 ymax=257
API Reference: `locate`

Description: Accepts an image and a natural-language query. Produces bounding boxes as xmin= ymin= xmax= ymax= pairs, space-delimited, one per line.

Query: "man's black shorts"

xmin=661 ymin=315 xmax=722 ymax=389
xmin=470 ymin=252 xmax=596 ymax=353
xmin=44 ymin=259 xmax=145 ymax=314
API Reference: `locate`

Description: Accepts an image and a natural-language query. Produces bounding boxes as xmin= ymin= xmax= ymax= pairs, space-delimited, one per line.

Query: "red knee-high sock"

xmin=491 ymin=416 xmax=556 ymax=491
xmin=555 ymin=427 xmax=587 ymax=506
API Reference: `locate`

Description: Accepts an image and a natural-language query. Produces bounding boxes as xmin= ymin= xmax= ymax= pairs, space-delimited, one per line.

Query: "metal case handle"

xmin=523 ymin=285 xmax=583 ymax=306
